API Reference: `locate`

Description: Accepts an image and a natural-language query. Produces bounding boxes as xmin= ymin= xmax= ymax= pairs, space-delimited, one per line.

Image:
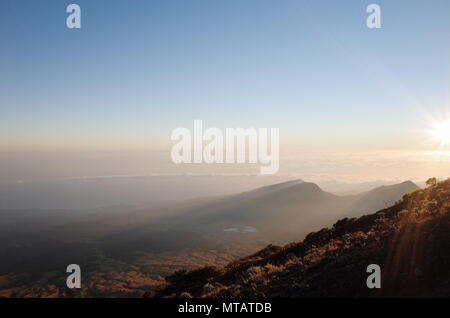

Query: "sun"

xmin=431 ymin=120 xmax=450 ymax=146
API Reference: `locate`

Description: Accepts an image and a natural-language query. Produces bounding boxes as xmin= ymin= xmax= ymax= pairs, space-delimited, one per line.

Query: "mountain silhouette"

xmin=155 ymin=178 xmax=449 ymax=298
xmin=0 ymin=179 xmax=420 ymax=297
xmin=123 ymin=179 xmax=419 ymax=243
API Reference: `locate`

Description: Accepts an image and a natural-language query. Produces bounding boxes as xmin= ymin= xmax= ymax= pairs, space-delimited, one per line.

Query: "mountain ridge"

xmin=0 ymin=178 xmax=421 ymax=297
xmin=154 ymin=177 xmax=449 ymax=298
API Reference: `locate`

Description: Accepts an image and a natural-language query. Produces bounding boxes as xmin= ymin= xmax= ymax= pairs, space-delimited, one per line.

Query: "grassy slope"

xmin=156 ymin=178 xmax=450 ymax=298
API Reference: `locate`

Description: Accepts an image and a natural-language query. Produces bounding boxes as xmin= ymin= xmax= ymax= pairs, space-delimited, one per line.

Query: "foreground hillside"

xmin=156 ymin=178 xmax=450 ymax=297
xmin=0 ymin=180 xmax=417 ymax=297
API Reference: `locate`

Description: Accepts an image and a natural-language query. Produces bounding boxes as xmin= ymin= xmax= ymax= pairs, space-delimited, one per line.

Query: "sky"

xmin=0 ymin=0 xmax=449 ymax=192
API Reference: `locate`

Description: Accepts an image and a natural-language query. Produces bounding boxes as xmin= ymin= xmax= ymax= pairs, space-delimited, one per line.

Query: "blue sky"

xmin=1 ymin=0 xmax=449 ymax=151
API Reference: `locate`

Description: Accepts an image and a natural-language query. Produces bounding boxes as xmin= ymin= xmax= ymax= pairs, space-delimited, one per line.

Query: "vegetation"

xmin=155 ymin=178 xmax=450 ymax=297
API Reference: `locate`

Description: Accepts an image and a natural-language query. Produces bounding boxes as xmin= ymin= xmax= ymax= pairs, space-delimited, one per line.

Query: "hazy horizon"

xmin=0 ymin=149 xmax=443 ymax=209
xmin=1 ymin=0 xmax=449 ymax=206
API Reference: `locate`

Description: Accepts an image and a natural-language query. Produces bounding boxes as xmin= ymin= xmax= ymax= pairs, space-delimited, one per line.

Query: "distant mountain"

xmin=23 ymin=179 xmax=418 ymax=258
xmin=345 ymin=181 xmax=419 ymax=216
xmin=125 ymin=179 xmax=419 ymax=243
xmin=0 ymin=179 xmax=420 ymax=297
xmin=155 ymin=177 xmax=450 ymax=298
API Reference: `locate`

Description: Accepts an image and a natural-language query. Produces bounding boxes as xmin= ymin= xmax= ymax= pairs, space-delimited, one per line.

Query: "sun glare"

xmin=432 ymin=120 xmax=450 ymax=146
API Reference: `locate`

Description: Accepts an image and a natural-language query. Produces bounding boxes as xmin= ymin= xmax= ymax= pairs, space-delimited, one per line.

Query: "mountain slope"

xmin=0 ymin=179 xmax=420 ymax=297
xmin=105 ymin=180 xmax=419 ymax=251
xmin=155 ymin=178 xmax=449 ymax=298
xmin=345 ymin=180 xmax=419 ymax=216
